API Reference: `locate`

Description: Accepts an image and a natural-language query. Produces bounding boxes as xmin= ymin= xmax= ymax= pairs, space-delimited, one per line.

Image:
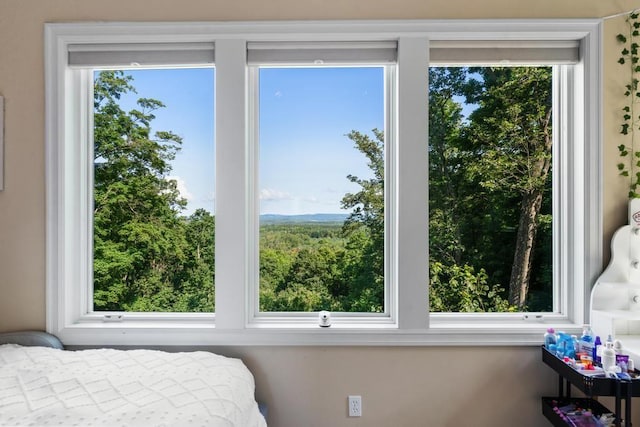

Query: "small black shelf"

xmin=542 ymin=397 xmax=614 ymax=427
xmin=541 ymin=346 xmax=638 ymax=426
xmin=542 ymin=346 xmax=640 ymax=397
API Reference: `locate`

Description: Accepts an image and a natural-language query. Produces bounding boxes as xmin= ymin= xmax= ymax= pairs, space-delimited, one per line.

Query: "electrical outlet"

xmin=348 ymin=395 xmax=362 ymax=417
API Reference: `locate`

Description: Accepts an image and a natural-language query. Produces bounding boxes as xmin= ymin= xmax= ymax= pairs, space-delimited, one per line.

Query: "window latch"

xmin=102 ymin=314 xmax=124 ymax=322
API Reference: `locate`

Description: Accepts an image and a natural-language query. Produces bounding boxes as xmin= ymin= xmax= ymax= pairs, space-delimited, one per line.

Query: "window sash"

xmin=426 ymin=64 xmax=559 ymax=315
xmin=246 ymin=63 xmax=398 ymax=320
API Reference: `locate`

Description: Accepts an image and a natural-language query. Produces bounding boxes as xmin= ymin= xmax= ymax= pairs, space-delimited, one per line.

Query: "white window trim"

xmin=45 ymin=19 xmax=602 ymax=346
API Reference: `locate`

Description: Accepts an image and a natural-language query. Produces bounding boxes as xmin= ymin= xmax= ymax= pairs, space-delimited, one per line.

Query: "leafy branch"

xmin=617 ymin=10 xmax=640 ymax=198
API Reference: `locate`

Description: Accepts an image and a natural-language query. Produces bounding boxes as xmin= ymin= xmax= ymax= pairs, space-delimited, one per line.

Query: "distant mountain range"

xmin=260 ymin=213 xmax=348 ymax=224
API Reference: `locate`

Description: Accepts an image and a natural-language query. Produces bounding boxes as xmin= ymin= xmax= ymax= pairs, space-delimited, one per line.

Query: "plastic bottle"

xmin=544 ymin=328 xmax=557 ymax=349
xmin=571 ymin=335 xmax=579 ymax=356
xmin=555 ymin=332 xmax=568 ymax=358
xmin=579 ymin=324 xmax=594 ymax=356
xmin=592 ymin=336 xmax=601 ymax=363
xmin=597 ymin=335 xmax=613 ymax=365
xmin=578 ymin=411 xmax=601 ymax=427
xmin=614 ymin=339 xmax=623 ymax=355
xmin=602 ymin=341 xmax=616 ymax=373
xmin=555 ymin=332 xmax=566 ymax=357
xmin=619 ymin=360 xmax=628 ymax=373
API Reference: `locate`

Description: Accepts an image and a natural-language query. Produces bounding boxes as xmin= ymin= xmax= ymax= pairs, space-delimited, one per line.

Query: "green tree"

xmin=463 ymin=67 xmax=553 ymax=309
xmin=427 ymin=67 xmax=513 ymax=312
xmin=174 ymin=209 xmax=216 ymax=312
xmin=93 ymin=70 xmax=190 ymax=311
xmin=429 ymin=261 xmax=510 ymax=312
xmin=259 ymin=222 xmax=350 ymax=312
xmin=91 ymin=67 xmax=552 ymax=315
xmin=341 ymin=67 xmax=553 ymax=313
xmin=259 ymin=247 xmax=294 ymax=311
xmin=341 ymin=129 xmax=385 ymax=312
xmin=428 ymin=67 xmax=469 ymax=266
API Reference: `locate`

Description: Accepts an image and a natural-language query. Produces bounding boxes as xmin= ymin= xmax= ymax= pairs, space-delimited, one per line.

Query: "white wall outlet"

xmin=348 ymin=395 xmax=362 ymax=417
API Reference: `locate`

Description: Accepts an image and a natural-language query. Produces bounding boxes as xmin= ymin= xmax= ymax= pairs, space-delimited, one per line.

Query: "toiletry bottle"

xmin=599 ymin=335 xmax=613 ymax=364
xmin=571 ymin=335 xmax=579 ymax=356
xmin=619 ymin=360 xmax=628 ymax=373
xmin=592 ymin=336 xmax=601 ymax=363
xmin=555 ymin=332 xmax=567 ymax=358
xmin=579 ymin=324 xmax=594 ymax=355
xmin=602 ymin=341 xmax=616 ymax=373
xmin=565 ymin=335 xmax=576 ymax=359
xmin=544 ymin=328 xmax=557 ymax=349
xmin=614 ymin=339 xmax=623 ymax=355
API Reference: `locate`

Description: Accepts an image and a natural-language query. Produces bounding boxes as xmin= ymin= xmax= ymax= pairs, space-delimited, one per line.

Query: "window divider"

xmin=396 ymin=37 xmax=429 ymax=329
xmin=214 ymin=39 xmax=248 ymax=329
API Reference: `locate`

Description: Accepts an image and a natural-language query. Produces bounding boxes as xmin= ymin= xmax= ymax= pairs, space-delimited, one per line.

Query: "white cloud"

xmin=166 ymin=175 xmax=193 ymax=201
xmin=260 ymin=188 xmax=293 ymax=201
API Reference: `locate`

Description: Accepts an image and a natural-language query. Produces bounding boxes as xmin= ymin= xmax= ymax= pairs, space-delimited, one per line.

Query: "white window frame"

xmin=246 ymin=51 xmax=397 ymax=324
xmin=45 ymin=19 xmax=602 ymax=346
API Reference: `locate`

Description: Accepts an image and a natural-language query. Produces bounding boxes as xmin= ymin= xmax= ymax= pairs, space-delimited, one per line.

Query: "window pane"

xmin=257 ymin=67 xmax=385 ymax=313
xmin=428 ymin=66 xmax=553 ymax=313
xmin=92 ymin=68 xmax=215 ymax=312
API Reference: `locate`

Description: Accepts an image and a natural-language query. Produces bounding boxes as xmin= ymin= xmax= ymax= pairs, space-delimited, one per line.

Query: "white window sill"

xmin=51 ymin=317 xmax=582 ymax=347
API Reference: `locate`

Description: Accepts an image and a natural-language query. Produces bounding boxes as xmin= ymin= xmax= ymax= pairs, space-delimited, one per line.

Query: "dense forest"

xmin=92 ymin=66 xmax=553 ymax=314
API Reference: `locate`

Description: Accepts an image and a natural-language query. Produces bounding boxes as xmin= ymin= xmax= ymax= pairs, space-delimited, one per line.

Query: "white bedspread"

xmin=0 ymin=344 xmax=267 ymax=427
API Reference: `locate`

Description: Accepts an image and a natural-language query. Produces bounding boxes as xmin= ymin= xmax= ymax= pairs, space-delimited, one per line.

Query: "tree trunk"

xmin=508 ymin=189 xmax=544 ymax=308
xmin=508 ymin=105 xmax=553 ymax=309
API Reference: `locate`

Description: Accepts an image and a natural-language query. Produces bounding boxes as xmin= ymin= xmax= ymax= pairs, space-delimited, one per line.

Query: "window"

xmin=427 ymin=66 xmax=554 ymax=314
xmin=92 ymin=68 xmax=215 ymax=313
xmin=45 ymin=20 xmax=602 ymax=346
xmin=427 ymin=40 xmax=581 ymax=315
xmin=255 ymin=66 xmax=387 ymax=314
xmin=247 ymin=42 xmax=393 ymax=316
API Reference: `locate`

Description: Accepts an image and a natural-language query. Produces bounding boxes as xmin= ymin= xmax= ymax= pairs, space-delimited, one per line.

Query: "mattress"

xmin=0 ymin=344 xmax=267 ymax=427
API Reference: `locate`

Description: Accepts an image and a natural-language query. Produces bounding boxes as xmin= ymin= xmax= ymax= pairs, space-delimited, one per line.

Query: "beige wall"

xmin=1 ymin=0 xmax=640 ymax=425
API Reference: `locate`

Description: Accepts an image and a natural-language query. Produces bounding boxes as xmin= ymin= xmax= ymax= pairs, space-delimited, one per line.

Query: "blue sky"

xmin=100 ymin=66 xmax=383 ymax=216
xmin=259 ymin=67 xmax=383 ymax=215
xmin=103 ymin=68 xmax=216 ymax=215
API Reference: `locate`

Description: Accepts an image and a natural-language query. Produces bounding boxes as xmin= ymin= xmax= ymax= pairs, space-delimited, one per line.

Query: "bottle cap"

xmin=547 ymin=327 xmax=555 ymax=333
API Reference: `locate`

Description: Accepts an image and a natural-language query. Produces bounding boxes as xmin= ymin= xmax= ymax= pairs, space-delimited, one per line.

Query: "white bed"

xmin=0 ymin=340 xmax=267 ymax=427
